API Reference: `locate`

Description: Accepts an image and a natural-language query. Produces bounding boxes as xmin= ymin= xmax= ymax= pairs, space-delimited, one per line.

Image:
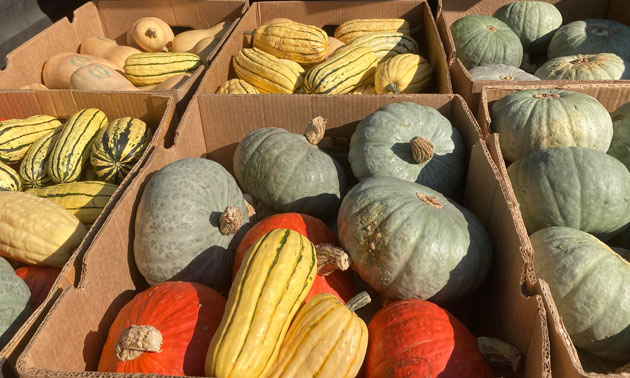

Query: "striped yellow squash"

xmin=0 ymin=162 xmax=21 ymax=191
xmin=206 ymin=228 xmax=316 ymax=378
xmin=348 ymin=32 xmax=419 ymax=63
xmin=216 ymin=79 xmax=260 ymax=94
xmin=90 ymin=117 xmax=151 ymax=184
xmin=351 ymin=83 xmax=376 ymax=94
xmin=267 ymin=292 xmax=370 ymax=378
xmin=123 ymin=52 xmax=201 ymax=86
xmin=233 ymin=48 xmax=305 ymax=94
xmin=253 ymin=21 xmax=329 ymax=64
xmin=375 ymin=53 xmax=434 ymax=94
xmin=19 ymin=128 xmax=62 ymax=188
xmin=48 ymin=108 xmax=108 ymax=184
xmin=26 ymin=181 xmax=117 ymax=224
xmin=304 ymin=46 xmax=377 ymax=94
xmin=334 ymin=18 xmax=411 ymax=44
xmin=0 ymin=115 xmax=61 ymax=164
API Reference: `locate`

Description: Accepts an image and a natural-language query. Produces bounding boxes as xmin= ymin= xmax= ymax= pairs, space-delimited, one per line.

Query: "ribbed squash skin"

xmin=0 ymin=191 xmax=87 ymax=267
xmin=490 ymin=88 xmax=613 ymax=162
xmin=334 ymin=19 xmax=410 ymax=44
xmin=548 ymin=19 xmax=630 ymax=61
xmin=0 ymin=162 xmax=21 ymax=191
xmin=233 ymin=48 xmax=305 ymax=94
xmin=26 ymin=181 xmax=117 ymax=224
xmin=0 ymin=257 xmax=31 ymax=349
xmin=216 ymin=79 xmax=259 ymax=94
xmin=304 ymin=46 xmax=377 ymax=94
xmin=124 ymin=52 xmax=201 ymax=86
xmin=48 ymin=108 xmax=108 ymax=184
xmin=375 ymin=54 xmax=433 ymax=94
xmin=19 ymin=128 xmax=61 ymax=188
xmin=508 ymin=147 xmax=630 ymax=239
xmin=267 ymin=293 xmax=368 ymax=378
xmin=351 ymin=83 xmax=376 ymax=94
xmin=348 ymin=32 xmax=419 ymax=63
xmin=0 ymin=115 xmax=62 ymax=164
xmin=532 ymin=227 xmax=630 ymax=360
xmin=206 ymin=229 xmax=317 ymax=378
xmin=494 ymin=1 xmax=563 ymax=52
xmin=609 ymin=102 xmax=630 ymax=170
xmin=254 ymin=21 xmax=329 ymax=64
xmin=468 ymin=64 xmax=539 ymax=81
xmin=90 ymin=117 xmax=151 ymax=184
xmin=535 ymin=53 xmax=630 ymax=80
xmin=14 ymin=266 xmax=60 ymax=308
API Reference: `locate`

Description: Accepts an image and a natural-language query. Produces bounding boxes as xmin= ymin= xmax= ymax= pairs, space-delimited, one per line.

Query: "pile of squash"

xmin=491 ymin=88 xmax=630 ymax=370
xmin=450 ymin=0 xmax=630 ymax=82
xmin=0 ymin=109 xmax=153 ymax=348
xmin=217 ymin=18 xmax=435 ymax=95
xmin=24 ymin=16 xmax=232 ymax=92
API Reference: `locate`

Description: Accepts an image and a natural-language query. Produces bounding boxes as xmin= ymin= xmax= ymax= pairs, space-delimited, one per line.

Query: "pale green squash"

xmin=535 ymin=53 xmax=630 ymax=80
xmin=494 ymin=1 xmax=562 ymax=53
xmin=608 ymin=102 xmax=630 ymax=170
xmin=0 ymin=257 xmax=31 ymax=348
xmin=548 ymin=19 xmax=630 ymax=61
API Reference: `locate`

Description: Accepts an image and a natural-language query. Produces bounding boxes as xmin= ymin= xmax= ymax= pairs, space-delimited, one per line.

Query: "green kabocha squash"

xmin=468 ymin=64 xmax=539 ymax=81
xmin=134 ymin=158 xmax=250 ymax=292
xmin=490 ymin=88 xmax=612 ymax=162
xmin=348 ymin=102 xmax=465 ymax=196
xmin=532 ymin=227 xmax=630 ymax=360
xmin=450 ymin=15 xmax=523 ymax=69
xmin=0 ymin=256 xmax=32 ymax=348
xmin=548 ymin=19 xmax=630 ymax=61
xmin=535 ymin=53 xmax=630 ymax=80
xmin=508 ymin=147 xmax=630 ymax=239
xmin=233 ymin=118 xmax=346 ymax=219
xmin=493 ymin=1 xmax=562 ymax=53
xmin=337 ymin=176 xmax=492 ymax=304
xmin=608 ymin=102 xmax=630 ymax=170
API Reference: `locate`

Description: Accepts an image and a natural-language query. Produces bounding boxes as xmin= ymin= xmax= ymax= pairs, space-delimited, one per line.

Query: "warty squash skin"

xmin=79 ymin=37 xmax=142 ymax=69
xmin=494 ymin=1 xmax=562 ymax=53
xmin=548 ymin=19 xmax=630 ymax=61
xmin=375 ymin=53 xmax=433 ymax=94
xmin=0 ymin=191 xmax=87 ymax=267
xmin=338 ymin=176 xmax=492 ymax=304
xmin=532 ymin=227 xmax=630 ymax=360
xmin=69 ymin=64 xmax=138 ymax=91
xmin=608 ymin=102 xmax=630 ymax=170
xmin=19 ymin=128 xmax=62 ymax=188
xmin=42 ymin=52 xmax=119 ymax=89
xmin=535 ymin=53 xmax=630 ymax=80
xmin=0 ymin=162 xmax=21 ymax=191
xmin=490 ymin=88 xmax=613 ymax=162
xmin=468 ymin=64 xmax=539 ymax=81
xmin=253 ymin=21 xmax=329 ymax=64
xmin=508 ymin=147 xmax=630 ymax=239
xmin=14 ymin=266 xmax=60 ymax=308
xmin=0 ymin=257 xmax=32 ymax=349
xmin=334 ymin=19 xmax=411 ymax=44
xmin=206 ymin=228 xmax=317 ymax=378
xmin=134 ymin=158 xmax=249 ymax=292
xmin=0 ymin=115 xmax=62 ymax=164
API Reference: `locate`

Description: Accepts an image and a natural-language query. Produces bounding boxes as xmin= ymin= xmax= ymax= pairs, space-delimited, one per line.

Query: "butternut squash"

xmin=328 ymin=37 xmax=346 ymax=57
xmin=80 ymin=37 xmax=142 ymax=69
xmin=42 ymin=52 xmax=119 ymax=89
xmin=172 ymin=22 xmax=230 ymax=52
xmin=20 ymin=83 xmax=48 ymax=90
xmin=127 ymin=17 xmax=174 ymax=52
xmin=70 ymin=64 xmax=137 ymax=91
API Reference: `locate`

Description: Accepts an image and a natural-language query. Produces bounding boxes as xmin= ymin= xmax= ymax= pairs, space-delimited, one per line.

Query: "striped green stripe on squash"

xmin=0 ymin=115 xmax=61 ymax=164
xmin=19 ymin=128 xmax=62 ymax=189
xmin=304 ymin=46 xmax=377 ymax=94
xmin=48 ymin=108 xmax=108 ymax=184
xmin=124 ymin=52 xmax=201 ymax=86
xmin=348 ymin=32 xmax=419 ymax=63
xmin=26 ymin=181 xmax=117 ymax=224
xmin=90 ymin=117 xmax=151 ymax=184
xmin=0 ymin=162 xmax=21 ymax=191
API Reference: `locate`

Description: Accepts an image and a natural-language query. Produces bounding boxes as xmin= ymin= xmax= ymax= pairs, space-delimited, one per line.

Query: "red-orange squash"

xmin=14 ymin=266 xmax=60 ymax=307
xmin=98 ymin=281 xmax=226 ymax=376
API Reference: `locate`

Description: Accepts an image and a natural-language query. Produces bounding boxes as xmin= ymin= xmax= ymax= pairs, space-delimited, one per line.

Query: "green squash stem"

xmin=219 ymin=206 xmax=242 ymax=235
xmin=410 ymin=136 xmax=434 ymax=163
xmin=477 ymin=336 xmax=522 ymax=374
xmin=345 ymin=291 xmax=371 ymax=312
xmin=385 ymin=82 xmax=400 ymax=94
xmin=316 ymin=243 xmax=350 ymax=276
xmin=114 ymin=325 xmax=162 ymax=361
xmin=304 ymin=116 xmax=327 ymax=145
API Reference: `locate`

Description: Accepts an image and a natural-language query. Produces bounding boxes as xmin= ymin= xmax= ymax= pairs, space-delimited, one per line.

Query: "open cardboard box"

xmin=13 ymin=93 xmax=548 ymax=377
xmin=0 ymin=0 xmax=247 ymax=112
xmin=196 ymin=0 xmax=452 ymax=95
xmin=0 ymin=90 xmax=175 ymax=378
xmin=479 ymin=83 xmax=630 ymax=377
xmin=435 ymin=0 xmax=630 ymax=114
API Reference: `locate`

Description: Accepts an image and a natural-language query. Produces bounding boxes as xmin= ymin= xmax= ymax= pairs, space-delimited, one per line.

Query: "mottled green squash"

xmin=535 ymin=53 xmax=630 ymax=80
xmin=450 ymin=15 xmax=523 ymax=69
xmin=134 ymin=158 xmax=250 ymax=292
xmin=0 ymin=257 xmax=31 ymax=348
xmin=608 ymin=102 xmax=630 ymax=170
xmin=337 ymin=176 xmax=492 ymax=304
xmin=490 ymin=88 xmax=612 ymax=162
xmin=548 ymin=19 xmax=630 ymax=61
xmin=508 ymin=147 xmax=630 ymax=239
xmin=348 ymin=102 xmax=465 ymax=196
xmin=532 ymin=227 xmax=630 ymax=360
xmin=494 ymin=1 xmax=562 ymax=53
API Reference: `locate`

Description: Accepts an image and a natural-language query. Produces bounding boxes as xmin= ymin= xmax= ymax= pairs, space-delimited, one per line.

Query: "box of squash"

xmin=0 ymin=90 xmax=175 ymax=376
xmin=13 ymin=93 xmax=548 ymax=377
xmin=435 ymin=0 xmax=630 ymax=114
xmin=196 ymin=0 xmax=452 ymax=95
xmin=479 ymin=83 xmax=630 ymax=377
xmin=0 ymin=0 xmax=247 ymax=108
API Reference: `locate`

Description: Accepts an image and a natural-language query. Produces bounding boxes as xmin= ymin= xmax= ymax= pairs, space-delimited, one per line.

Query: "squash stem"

xmin=316 ymin=243 xmax=350 ymax=276
xmin=386 ymin=82 xmax=400 ymax=94
xmin=345 ymin=291 xmax=371 ymax=312
xmin=410 ymin=136 xmax=434 ymax=163
xmin=304 ymin=116 xmax=327 ymax=145
xmin=114 ymin=325 xmax=162 ymax=361
xmin=477 ymin=336 xmax=522 ymax=374
xmin=219 ymin=206 xmax=242 ymax=235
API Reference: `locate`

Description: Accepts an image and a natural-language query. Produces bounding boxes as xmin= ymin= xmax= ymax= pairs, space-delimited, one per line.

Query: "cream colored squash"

xmin=127 ymin=17 xmax=174 ymax=52
xmin=42 ymin=52 xmax=119 ymax=89
xmin=70 ymin=64 xmax=137 ymax=91
xmin=172 ymin=21 xmax=229 ymax=52
xmin=80 ymin=36 xmax=142 ymax=69
xmin=137 ymin=74 xmax=191 ymax=91
xmin=328 ymin=37 xmax=346 ymax=57
xmin=20 ymin=83 xmax=48 ymax=90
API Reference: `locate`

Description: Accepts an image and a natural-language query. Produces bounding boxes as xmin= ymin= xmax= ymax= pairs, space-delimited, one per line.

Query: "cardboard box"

xmin=0 ymin=90 xmax=175 ymax=377
xmin=0 ymin=0 xmax=247 ymax=109
xmin=479 ymin=83 xmax=630 ymax=377
xmin=435 ymin=0 xmax=630 ymax=114
xmin=196 ymin=0 xmax=453 ymax=95
xmin=12 ymin=93 xmax=548 ymax=377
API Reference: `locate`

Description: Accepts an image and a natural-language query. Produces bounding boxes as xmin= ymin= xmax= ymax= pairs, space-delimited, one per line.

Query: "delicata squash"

xmin=253 ymin=20 xmax=329 ymax=64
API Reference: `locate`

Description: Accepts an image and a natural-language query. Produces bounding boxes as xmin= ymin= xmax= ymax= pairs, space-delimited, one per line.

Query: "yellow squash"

xmin=70 ymin=64 xmax=137 ymax=91
xmin=172 ymin=21 xmax=230 ymax=52
xmin=206 ymin=228 xmax=317 ymax=378
xmin=348 ymin=32 xmax=419 ymax=63
xmin=0 ymin=191 xmax=87 ymax=267
xmin=375 ymin=53 xmax=433 ymax=94
xmin=127 ymin=17 xmax=174 ymax=52
xmin=19 ymin=128 xmax=62 ymax=188
xmin=42 ymin=52 xmax=119 ymax=89
xmin=0 ymin=115 xmax=62 ymax=164
xmin=304 ymin=46 xmax=377 ymax=94
xmin=79 ymin=37 xmax=142 ymax=69
xmin=351 ymin=83 xmax=376 ymax=94
xmin=124 ymin=52 xmax=201 ymax=86
xmin=0 ymin=162 xmax=21 ymax=191
xmin=334 ymin=18 xmax=411 ymax=44
xmin=233 ymin=48 xmax=305 ymax=94
xmin=253 ymin=21 xmax=329 ymax=64
xmin=216 ymin=79 xmax=260 ymax=94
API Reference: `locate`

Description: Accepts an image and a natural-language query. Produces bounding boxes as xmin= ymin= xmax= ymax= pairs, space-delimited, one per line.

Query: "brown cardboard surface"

xmin=196 ymin=0 xmax=452 ymax=95
xmin=0 ymin=90 xmax=175 ymax=377
xmin=16 ymin=93 xmax=547 ymax=377
xmin=0 ymin=0 xmax=247 ymax=105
